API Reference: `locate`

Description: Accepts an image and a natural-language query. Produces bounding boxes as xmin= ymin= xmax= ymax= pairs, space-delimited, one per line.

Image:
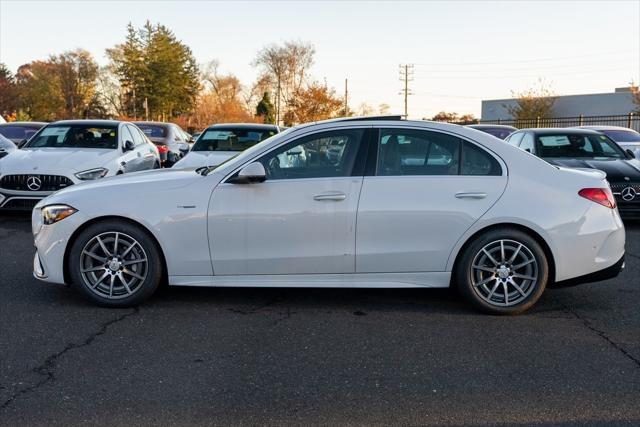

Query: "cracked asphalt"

xmin=1 ymin=213 xmax=639 ymax=426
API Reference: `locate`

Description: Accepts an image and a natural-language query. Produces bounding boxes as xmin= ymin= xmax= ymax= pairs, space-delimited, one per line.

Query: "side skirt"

xmin=169 ymin=272 xmax=451 ymax=288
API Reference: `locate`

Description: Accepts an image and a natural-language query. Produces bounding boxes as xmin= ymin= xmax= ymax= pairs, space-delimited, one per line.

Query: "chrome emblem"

xmin=621 ymin=186 xmax=636 ymax=202
xmin=26 ymin=176 xmax=42 ymax=191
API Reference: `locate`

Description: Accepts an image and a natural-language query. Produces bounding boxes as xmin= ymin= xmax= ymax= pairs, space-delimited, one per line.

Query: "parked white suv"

xmin=0 ymin=120 xmax=160 ymax=210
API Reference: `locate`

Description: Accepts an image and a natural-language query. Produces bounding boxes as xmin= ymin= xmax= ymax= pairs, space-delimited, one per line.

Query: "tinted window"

xmin=599 ymin=129 xmax=640 ymax=143
xmin=136 ymin=124 xmax=168 ymax=139
xmin=520 ymin=133 xmax=535 ymax=153
xmin=259 ymin=129 xmax=364 ymax=180
xmin=479 ymin=127 xmax=514 ymax=140
xmin=194 ymin=127 xmax=278 ymax=152
xmin=536 ymin=133 xmax=625 ymax=159
xmin=26 ymin=125 xmax=118 ymax=149
xmin=461 ymin=142 xmax=502 ymax=175
xmin=0 ymin=125 xmax=41 ymax=141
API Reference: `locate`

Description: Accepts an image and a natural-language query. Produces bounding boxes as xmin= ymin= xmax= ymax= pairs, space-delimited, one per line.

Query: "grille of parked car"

xmin=609 ymin=182 xmax=640 ymax=202
xmin=1 ymin=198 xmax=40 ymax=210
xmin=0 ymin=174 xmax=74 ymax=191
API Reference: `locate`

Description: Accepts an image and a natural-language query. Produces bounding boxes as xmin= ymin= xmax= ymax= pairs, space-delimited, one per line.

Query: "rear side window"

xmin=376 ymin=128 xmax=501 ymax=176
xmin=137 ymin=124 xmax=167 ymax=138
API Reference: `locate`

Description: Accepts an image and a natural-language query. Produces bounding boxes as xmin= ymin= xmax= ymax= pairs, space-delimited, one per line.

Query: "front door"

xmin=356 ymin=127 xmax=508 ymax=273
xmin=208 ymin=128 xmax=368 ymax=275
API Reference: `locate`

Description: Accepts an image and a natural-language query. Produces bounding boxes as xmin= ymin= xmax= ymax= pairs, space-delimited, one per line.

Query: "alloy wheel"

xmin=79 ymin=231 xmax=148 ymax=299
xmin=470 ymin=239 xmax=539 ymax=307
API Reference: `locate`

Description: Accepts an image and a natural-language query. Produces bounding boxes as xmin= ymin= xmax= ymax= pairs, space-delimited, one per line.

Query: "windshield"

xmin=26 ymin=125 xmax=119 ymax=149
xmin=599 ymin=129 xmax=640 ymax=143
xmin=0 ymin=125 xmax=41 ymax=141
xmin=136 ymin=124 xmax=168 ymax=139
xmin=193 ymin=127 xmax=278 ymax=152
xmin=537 ymin=133 xmax=626 ymax=159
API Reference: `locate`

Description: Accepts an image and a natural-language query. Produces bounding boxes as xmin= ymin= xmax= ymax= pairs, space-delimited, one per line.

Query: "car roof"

xmin=0 ymin=121 xmax=48 ymax=127
xmin=577 ymin=125 xmax=639 ymax=132
xmin=132 ymin=121 xmax=172 ymax=128
xmin=467 ymin=124 xmax=517 ymax=130
xmin=520 ymin=128 xmax=604 ymax=135
xmin=49 ymin=119 xmax=123 ymax=127
xmin=206 ymin=123 xmax=280 ymax=130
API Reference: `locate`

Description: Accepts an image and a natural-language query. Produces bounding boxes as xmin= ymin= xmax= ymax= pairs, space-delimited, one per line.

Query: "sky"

xmin=1 ymin=0 xmax=639 ymax=119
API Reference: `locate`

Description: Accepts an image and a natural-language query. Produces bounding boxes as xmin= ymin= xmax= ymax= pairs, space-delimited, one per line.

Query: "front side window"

xmin=258 ymin=129 xmax=364 ymax=180
xmin=127 ymin=125 xmax=145 ymax=146
xmin=26 ymin=125 xmax=118 ymax=149
xmin=520 ymin=133 xmax=535 ymax=153
xmin=537 ymin=133 xmax=625 ymax=159
xmin=193 ymin=127 xmax=278 ymax=152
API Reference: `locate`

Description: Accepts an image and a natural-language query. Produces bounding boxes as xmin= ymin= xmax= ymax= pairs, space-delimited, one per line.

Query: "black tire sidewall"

xmin=68 ymin=220 xmax=162 ymax=307
xmin=456 ymin=228 xmax=548 ymax=315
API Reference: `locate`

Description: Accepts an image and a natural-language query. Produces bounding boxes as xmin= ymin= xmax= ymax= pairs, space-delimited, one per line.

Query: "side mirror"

xmin=228 ymin=162 xmax=266 ymax=184
xmin=17 ymin=139 xmax=28 ymax=148
xmin=123 ymin=140 xmax=135 ymax=152
xmin=626 ymin=149 xmax=636 ymax=159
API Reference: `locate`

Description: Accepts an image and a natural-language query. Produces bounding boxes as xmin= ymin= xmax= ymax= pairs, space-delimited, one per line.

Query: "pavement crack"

xmin=0 ymin=307 xmax=139 ymax=411
xmin=554 ymin=298 xmax=640 ymax=369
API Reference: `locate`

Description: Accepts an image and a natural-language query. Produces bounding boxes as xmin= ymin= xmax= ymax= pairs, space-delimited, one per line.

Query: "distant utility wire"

xmin=413 ymin=59 xmax=634 ymax=73
xmin=411 ymin=67 xmax=634 ymax=80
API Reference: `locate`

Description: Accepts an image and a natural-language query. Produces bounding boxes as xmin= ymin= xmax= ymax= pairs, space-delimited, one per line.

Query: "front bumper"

xmin=0 ymin=190 xmax=52 ymax=211
xmin=551 ymin=254 xmax=625 ymax=288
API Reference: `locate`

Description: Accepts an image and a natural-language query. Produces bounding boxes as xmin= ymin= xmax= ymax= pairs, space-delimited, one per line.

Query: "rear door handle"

xmin=455 ymin=192 xmax=487 ymax=199
xmin=313 ymin=192 xmax=347 ymax=201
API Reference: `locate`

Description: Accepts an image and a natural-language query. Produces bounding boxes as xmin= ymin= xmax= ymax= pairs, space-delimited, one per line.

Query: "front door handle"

xmin=313 ymin=192 xmax=347 ymax=201
xmin=455 ymin=191 xmax=487 ymax=199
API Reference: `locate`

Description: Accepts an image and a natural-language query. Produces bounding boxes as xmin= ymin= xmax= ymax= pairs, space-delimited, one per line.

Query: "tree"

xmin=378 ymin=103 xmax=390 ymax=115
xmin=256 ymin=92 xmax=275 ymax=124
xmin=107 ymin=21 xmax=200 ymax=120
xmin=506 ymin=79 xmax=556 ymax=120
xmin=14 ymin=61 xmax=64 ymax=121
xmin=431 ymin=111 xmax=460 ymax=122
xmin=630 ymin=82 xmax=640 ymax=113
xmin=253 ymin=40 xmax=315 ymax=124
xmin=289 ymin=81 xmax=343 ymax=124
xmin=0 ymin=63 xmax=17 ymax=117
xmin=50 ymin=49 xmax=100 ymax=119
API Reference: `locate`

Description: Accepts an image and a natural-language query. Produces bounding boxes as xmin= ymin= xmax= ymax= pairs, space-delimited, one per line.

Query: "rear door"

xmin=355 ymin=127 xmax=507 ymax=273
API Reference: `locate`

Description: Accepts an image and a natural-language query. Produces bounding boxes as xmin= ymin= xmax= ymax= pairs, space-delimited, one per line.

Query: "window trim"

xmin=370 ymin=126 xmax=505 ymax=178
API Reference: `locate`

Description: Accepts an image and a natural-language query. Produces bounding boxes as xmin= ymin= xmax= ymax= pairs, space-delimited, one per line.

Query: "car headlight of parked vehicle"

xmin=75 ymin=168 xmax=109 ymax=180
xmin=42 ymin=204 xmax=77 ymax=225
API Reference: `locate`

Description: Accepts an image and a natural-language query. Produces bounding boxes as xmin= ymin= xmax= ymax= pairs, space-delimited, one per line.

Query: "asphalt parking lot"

xmin=0 ymin=213 xmax=639 ymax=426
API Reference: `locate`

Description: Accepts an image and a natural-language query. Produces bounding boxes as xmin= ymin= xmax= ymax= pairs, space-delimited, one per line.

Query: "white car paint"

xmin=32 ymin=119 xmax=624 ymax=295
xmin=172 ymin=150 xmax=237 ymax=169
xmin=0 ymin=120 xmax=160 ymax=209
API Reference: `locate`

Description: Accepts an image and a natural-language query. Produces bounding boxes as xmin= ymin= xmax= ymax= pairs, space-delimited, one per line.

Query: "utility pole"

xmin=344 ymin=78 xmax=349 ymax=117
xmin=144 ymin=97 xmax=149 ymax=121
xmin=399 ymin=64 xmax=414 ymax=119
xmin=132 ymin=88 xmax=137 ymax=120
xmin=276 ymin=77 xmax=281 ymax=126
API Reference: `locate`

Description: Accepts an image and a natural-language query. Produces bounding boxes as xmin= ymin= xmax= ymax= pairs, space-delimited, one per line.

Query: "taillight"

xmin=578 ymin=188 xmax=617 ymax=209
xmin=156 ymin=145 xmax=169 ymax=154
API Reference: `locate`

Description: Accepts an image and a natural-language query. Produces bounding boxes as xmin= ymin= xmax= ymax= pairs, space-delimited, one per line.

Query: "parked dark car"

xmin=506 ymin=128 xmax=640 ymax=218
xmin=0 ymin=134 xmax=17 ymax=159
xmin=0 ymin=121 xmax=47 ymax=147
xmin=467 ymin=124 xmax=517 ymax=140
xmin=133 ymin=121 xmax=191 ymax=167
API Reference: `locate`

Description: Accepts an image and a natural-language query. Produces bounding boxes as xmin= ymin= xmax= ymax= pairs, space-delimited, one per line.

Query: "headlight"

xmin=75 ymin=168 xmax=108 ymax=180
xmin=42 ymin=204 xmax=77 ymax=225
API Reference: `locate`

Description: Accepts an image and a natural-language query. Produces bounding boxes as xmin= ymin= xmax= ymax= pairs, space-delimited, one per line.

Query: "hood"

xmin=173 ymin=151 xmax=237 ymax=169
xmin=0 ymin=147 xmax=120 ymax=175
xmin=544 ymin=157 xmax=640 ymax=182
xmin=40 ymin=168 xmax=203 ymax=206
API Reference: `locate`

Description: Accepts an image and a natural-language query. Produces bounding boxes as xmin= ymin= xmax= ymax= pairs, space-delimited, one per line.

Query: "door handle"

xmin=455 ymin=191 xmax=487 ymax=199
xmin=313 ymin=192 xmax=347 ymax=201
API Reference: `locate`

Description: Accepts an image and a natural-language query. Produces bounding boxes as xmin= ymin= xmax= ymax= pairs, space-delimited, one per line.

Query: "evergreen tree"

xmin=255 ymin=91 xmax=275 ymax=124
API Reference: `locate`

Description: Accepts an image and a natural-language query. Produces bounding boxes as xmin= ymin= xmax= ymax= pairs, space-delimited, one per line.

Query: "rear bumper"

xmin=551 ymin=254 xmax=625 ymax=288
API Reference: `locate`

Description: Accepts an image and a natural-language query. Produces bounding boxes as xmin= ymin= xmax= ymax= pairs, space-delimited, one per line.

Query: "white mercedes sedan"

xmin=0 ymin=120 xmax=160 ymax=211
xmin=31 ymin=117 xmax=625 ymax=314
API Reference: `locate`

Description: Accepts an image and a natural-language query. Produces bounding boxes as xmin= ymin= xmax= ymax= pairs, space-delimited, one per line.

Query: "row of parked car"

xmin=0 ymin=120 xmax=282 ymax=210
xmin=468 ymin=123 xmax=640 ymax=219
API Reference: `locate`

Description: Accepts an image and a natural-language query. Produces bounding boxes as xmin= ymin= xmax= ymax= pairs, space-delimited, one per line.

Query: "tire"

xmin=454 ymin=228 xmax=548 ymax=315
xmin=68 ymin=220 xmax=163 ymax=307
xmin=153 ymin=161 xmax=160 ymax=169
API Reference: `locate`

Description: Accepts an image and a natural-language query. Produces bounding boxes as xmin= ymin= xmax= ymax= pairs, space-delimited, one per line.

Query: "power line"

xmin=399 ymin=64 xmax=414 ymax=118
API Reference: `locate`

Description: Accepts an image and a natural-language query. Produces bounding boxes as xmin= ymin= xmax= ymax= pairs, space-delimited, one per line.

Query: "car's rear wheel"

xmin=69 ymin=220 xmax=162 ymax=307
xmin=455 ymin=228 xmax=548 ymax=315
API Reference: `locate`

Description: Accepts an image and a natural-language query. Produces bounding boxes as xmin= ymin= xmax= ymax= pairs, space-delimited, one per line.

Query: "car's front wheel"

xmin=68 ymin=220 xmax=163 ymax=307
xmin=455 ymin=228 xmax=549 ymax=315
